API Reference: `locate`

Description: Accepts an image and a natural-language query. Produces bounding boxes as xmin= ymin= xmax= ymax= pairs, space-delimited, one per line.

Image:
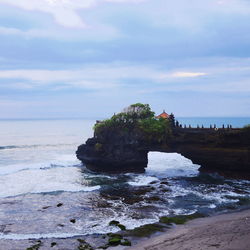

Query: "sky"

xmin=0 ymin=0 xmax=250 ymax=119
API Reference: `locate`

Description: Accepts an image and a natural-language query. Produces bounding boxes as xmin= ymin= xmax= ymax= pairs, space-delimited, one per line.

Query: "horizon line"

xmin=1 ymin=116 xmax=250 ymax=121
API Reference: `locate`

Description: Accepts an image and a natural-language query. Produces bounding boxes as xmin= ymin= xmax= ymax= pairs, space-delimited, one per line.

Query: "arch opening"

xmin=147 ymin=151 xmax=200 ymax=177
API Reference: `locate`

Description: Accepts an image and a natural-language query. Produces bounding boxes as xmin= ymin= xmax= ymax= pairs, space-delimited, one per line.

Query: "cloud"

xmin=0 ymin=65 xmax=167 ymax=90
xmin=0 ymin=62 xmax=249 ymax=94
xmin=171 ymin=72 xmax=207 ymax=78
xmin=0 ymin=24 xmax=119 ymax=41
xmin=0 ymin=64 xmax=210 ymax=91
xmin=0 ymin=0 xmax=147 ymax=28
xmin=0 ymin=0 xmax=95 ymax=28
xmin=0 ymin=0 xmax=250 ymax=118
xmin=105 ymin=0 xmax=145 ymax=3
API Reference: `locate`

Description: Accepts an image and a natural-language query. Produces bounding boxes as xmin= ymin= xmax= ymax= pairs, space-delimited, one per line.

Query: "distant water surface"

xmin=177 ymin=117 xmax=250 ymax=128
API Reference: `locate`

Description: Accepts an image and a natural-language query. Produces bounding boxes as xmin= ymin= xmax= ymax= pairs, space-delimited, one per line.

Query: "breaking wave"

xmin=0 ymin=143 xmax=76 ymax=150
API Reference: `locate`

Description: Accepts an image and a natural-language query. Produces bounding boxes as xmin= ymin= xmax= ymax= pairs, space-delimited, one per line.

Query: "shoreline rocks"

xmin=130 ymin=208 xmax=250 ymax=250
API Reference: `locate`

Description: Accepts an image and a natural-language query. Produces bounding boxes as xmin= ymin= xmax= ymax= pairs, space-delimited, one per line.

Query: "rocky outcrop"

xmin=76 ymin=124 xmax=250 ymax=176
xmin=168 ymin=128 xmax=250 ymax=177
xmin=76 ymin=127 xmax=150 ymax=173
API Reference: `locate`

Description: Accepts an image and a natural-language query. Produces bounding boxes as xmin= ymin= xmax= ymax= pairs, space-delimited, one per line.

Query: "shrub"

xmin=94 ymin=103 xmax=172 ymax=142
xmin=138 ymin=117 xmax=171 ymax=142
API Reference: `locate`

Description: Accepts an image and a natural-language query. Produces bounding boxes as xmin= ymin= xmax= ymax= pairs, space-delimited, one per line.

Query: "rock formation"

xmin=169 ymin=128 xmax=250 ymax=177
xmin=76 ymin=104 xmax=250 ymax=176
xmin=76 ymin=129 xmax=149 ymax=173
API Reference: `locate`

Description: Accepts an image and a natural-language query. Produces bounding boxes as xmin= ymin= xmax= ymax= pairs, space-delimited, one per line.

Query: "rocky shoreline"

xmin=131 ymin=208 xmax=250 ymax=250
xmin=2 ymin=208 xmax=250 ymax=250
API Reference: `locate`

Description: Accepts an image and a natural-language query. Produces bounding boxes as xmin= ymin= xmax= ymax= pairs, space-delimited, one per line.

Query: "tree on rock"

xmin=122 ymin=103 xmax=155 ymax=120
xmin=94 ymin=103 xmax=171 ymax=143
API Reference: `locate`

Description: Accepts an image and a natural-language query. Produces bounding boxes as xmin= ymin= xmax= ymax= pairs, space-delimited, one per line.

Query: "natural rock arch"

xmin=76 ymin=104 xmax=250 ymax=176
xmin=76 ymin=127 xmax=250 ymax=175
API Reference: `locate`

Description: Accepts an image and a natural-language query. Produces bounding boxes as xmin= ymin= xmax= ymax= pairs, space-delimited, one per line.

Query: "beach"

xmin=131 ymin=209 xmax=250 ymax=250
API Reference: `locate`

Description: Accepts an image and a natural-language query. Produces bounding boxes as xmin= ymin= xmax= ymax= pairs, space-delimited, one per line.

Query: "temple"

xmin=156 ymin=110 xmax=170 ymax=119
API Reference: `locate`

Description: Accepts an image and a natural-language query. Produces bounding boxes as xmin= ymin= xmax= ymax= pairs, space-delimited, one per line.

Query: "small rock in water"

xmin=57 ymin=203 xmax=63 ymax=207
xmin=160 ymin=181 xmax=169 ymax=185
xmin=109 ymin=220 xmax=126 ymax=230
xmin=149 ymin=181 xmax=158 ymax=185
xmin=51 ymin=242 xmax=57 ymax=247
xmin=42 ymin=206 xmax=51 ymax=210
xmin=70 ymin=219 xmax=76 ymax=223
xmin=109 ymin=220 xmax=120 ymax=226
xmin=77 ymin=239 xmax=93 ymax=250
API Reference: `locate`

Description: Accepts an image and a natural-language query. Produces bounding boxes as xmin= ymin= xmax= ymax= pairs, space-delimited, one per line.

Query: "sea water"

xmin=0 ymin=118 xmax=250 ymax=240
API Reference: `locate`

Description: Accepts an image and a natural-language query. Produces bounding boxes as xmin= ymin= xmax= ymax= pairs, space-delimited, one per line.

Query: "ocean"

xmin=0 ymin=118 xmax=250 ymax=243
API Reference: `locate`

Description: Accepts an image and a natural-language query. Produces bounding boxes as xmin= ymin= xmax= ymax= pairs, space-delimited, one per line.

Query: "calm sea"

xmin=177 ymin=117 xmax=250 ymax=128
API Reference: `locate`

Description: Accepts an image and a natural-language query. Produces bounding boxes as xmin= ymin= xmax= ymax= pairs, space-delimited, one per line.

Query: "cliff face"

xmin=76 ymin=127 xmax=149 ymax=172
xmin=76 ymin=125 xmax=250 ymax=176
xmin=168 ymin=128 xmax=250 ymax=176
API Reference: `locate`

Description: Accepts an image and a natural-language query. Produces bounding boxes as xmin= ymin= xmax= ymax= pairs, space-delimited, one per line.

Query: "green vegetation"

xmin=94 ymin=103 xmax=155 ymax=131
xmin=26 ymin=241 xmax=42 ymax=250
xmin=99 ymin=213 xmax=206 ymax=248
xmin=125 ymin=213 xmax=205 ymax=238
xmin=108 ymin=236 xmax=122 ymax=246
xmin=77 ymin=239 xmax=93 ymax=250
xmin=94 ymin=103 xmax=172 ymax=142
xmin=98 ymin=233 xmax=132 ymax=249
xmin=117 ymin=224 xmax=126 ymax=230
xmin=120 ymin=239 xmax=132 ymax=246
xmin=160 ymin=213 xmax=205 ymax=225
xmin=125 ymin=223 xmax=166 ymax=237
xmin=138 ymin=117 xmax=171 ymax=142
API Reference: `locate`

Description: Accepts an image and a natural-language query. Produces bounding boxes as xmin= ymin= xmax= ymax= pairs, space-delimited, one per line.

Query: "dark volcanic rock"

xmin=76 ymin=129 xmax=149 ymax=173
xmin=76 ymin=121 xmax=250 ymax=176
xmin=169 ymin=128 xmax=250 ymax=177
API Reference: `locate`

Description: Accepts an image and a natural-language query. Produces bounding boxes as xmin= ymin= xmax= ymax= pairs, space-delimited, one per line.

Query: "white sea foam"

xmin=172 ymin=208 xmax=197 ymax=215
xmin=0 ymin=232 xmax=85 ymax=240
xmin=168 ymin=184 xmax=240 ymax=204
xmin=127 ymin=152 xmax=199 ymax=186
xmin=128 ymin=175 xmax=159 ymax=186
xmin=146 ymin=152 xmax=199 ymax=177
xmin=0 ymin=166 xmax=100 ymax=198
xmin=0 ymin=143 xmax=76 ymax=151
xmin=209 ymin=204 xmax=216 ymax=208
xmin=0 ymin=154 xmax=79 ymax=176
xmin=0 ymin=216 xmax=157 ymax=240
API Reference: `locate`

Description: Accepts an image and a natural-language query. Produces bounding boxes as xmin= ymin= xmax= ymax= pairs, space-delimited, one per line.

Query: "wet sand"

xmin=131 ymin=209 xmax=250 ymax=250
